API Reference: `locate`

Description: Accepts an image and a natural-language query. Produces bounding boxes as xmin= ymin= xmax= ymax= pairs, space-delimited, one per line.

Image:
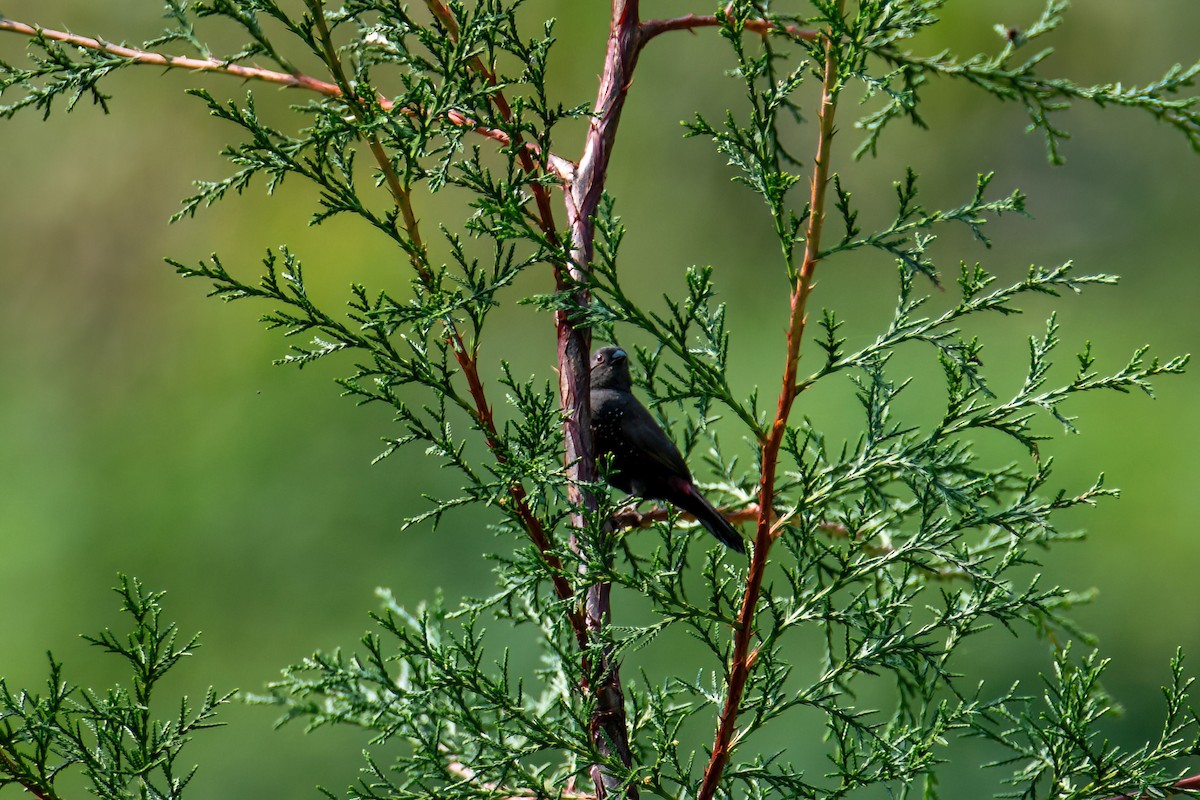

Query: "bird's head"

xmin=591 ymin=346 xmax=632 ymax=391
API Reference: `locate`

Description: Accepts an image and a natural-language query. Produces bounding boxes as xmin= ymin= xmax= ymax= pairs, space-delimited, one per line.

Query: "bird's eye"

xmin=595 ymin=353 xmax=604 ymax=363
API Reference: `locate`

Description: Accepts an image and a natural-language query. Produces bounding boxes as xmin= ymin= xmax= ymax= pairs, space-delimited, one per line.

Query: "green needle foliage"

xmin=0 ymin=577 xmax=232 ymax=800
xmin=1 ymin=2 xmax=1197 ymax=800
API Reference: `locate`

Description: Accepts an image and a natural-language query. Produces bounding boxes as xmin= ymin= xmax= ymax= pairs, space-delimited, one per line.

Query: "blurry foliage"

xmin=1 ymin=1 xmax=1198 ymax=800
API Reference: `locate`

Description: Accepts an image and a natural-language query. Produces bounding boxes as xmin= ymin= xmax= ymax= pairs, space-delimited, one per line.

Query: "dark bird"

xmin=589 ymin=346 xmax=746 ymax=553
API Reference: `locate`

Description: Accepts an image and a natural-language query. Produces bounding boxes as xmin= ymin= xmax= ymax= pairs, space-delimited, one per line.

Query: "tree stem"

xmin=0 ymin=743 xmax=59 ymax=800
xmin=305 ymin=2 xmax=589 ymax=647
xmin=638 ymin=10 xmax=817 ymax=50
xmin=559 ymin=2 xmax=643 ymax=797
xmin=0 ymin=16 xmax=573 ymax=181
xmin=422 ymin=2 xmax=642 ymax=794
xmin=696 ymin=5 xmax=845 ymax=798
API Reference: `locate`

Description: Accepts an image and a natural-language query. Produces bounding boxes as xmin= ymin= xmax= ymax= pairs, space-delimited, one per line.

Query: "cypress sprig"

xmin=0 ymin=577 xmax=232 ymax=800
xmin=1 ymin=2 xmax=1197 ymax=799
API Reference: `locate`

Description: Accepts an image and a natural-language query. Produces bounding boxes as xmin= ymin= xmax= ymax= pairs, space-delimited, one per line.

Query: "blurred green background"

xmin=1 ymin=1 xmax=1197 ymax=797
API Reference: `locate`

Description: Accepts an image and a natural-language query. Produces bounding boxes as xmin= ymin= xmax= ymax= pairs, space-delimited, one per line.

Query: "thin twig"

xmin=0 ymin=743 xmax=59 ymax=800
xmin=0 ymin=17 xmax=342 ymax=92
xmin=304 ymin=2 xmax=588 ymax=646
xmin=638 ymin=9 xmax=817 ymax=50
xmin=696 ymin=4 xmax=845 ymax=797
xmin=305 ymin=2 xmax=426 ymax=268
xmin=1105 ymin=773 xmax=1200 ymax=800
xmin=813 ymin=521 xmax=971 ymax=581
xmin=0 ymin=16 xmax=574 ymax=181
xmin=614 ymin=506 xmax=972 ymax=582
xmin=611 ymin=503 xmax=761 ymax=530
xmin=421 ymin=0 xmax=567 ymax=235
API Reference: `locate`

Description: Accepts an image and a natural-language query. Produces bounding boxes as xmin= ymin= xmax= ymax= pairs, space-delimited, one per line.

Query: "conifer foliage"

xmin=2 ymin=2 xmax=1198 ymax=799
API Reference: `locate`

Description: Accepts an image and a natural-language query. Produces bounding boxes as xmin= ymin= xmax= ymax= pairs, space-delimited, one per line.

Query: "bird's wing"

xmin=619 ymin=398 xmax=692 ymax=478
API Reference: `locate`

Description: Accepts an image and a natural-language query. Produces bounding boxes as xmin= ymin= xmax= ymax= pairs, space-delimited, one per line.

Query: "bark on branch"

xmin=0 ymin=16 xmax=573 ymax=181
xmin=696 ymin=4 xmax=846 ymax=797
xmin=639 ymin=11 xmax=817 ymax=50
xmin=559 ymin=3 xmax=643 ymax=796
xmin=1106 ymin=774 xmax=1200 ymax=800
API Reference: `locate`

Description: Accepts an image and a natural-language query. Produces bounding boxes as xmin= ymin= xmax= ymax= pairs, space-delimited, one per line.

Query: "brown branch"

xmin=330 ymin=8 xmax=583 ymax=640
xmin=0 ymin=16 xmax=573 ymax=181
xmin=421 ymin=0 xmax=568 ymax=231
xmin=0 ymin=743 xmax=59 ymax=800
xmin=638 ymin=9 xmax=818 ymax=50
xmin=298 ymin=5 xmax=617 ymax=792
xmin=615 ymin=507 xmax=973 ymax=580
xmin=412 ymin=8 xmax=639 ymax=797
xmin=450 ymin=342 xmax=586 ymax=643
xmin=556 ymin=1 xmax=645 ymax=798
xmin=611 ymin=503 xmax=761 ymax=530
xmin=1105 ymin=773 xmax=1200 ymax=800
xmin=696 ymin=3 xmax=845 ymax=798
xmin=323 ymin=0 xmax=589 ymax=662
xmin=304 ymin=3 xmax=588 ymax=648
xmin=0 ymin=16 xmax=345 ymax=94
xmin=295 ymin=5 xmax=581 ymax=640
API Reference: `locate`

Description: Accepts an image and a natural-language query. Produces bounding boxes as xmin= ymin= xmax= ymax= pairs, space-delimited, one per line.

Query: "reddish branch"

xmin=0 ymin=17 xmax=342 ymax=93
xmin=398 ymin=0 xmax=585 ymax=633
xmin=559 ymin=3 xmax=644 ymax=797
xmin=420 ymin=1 xmax=642 ymax=795
xmin=0 ymin=17 xmax=573 ymax=181
xmin=301 ymin=4 xmax=591 ymax=654
xmin=639 ymin=10 xmax=818 ymax=49
xmin=414 ymin=4 xmax=638 ymax=796
xmin=695 ymin=4 xmax=846 ymax=798
xmin=0 ymin=745 xmax=57 ymax=800
xmin=451 ymin=345 xmax=586 ymax=641
xmin=421 ymin=1 xmax=565 ymax=238
xmin=1107 ymin=774 xmax=1200 ymax=800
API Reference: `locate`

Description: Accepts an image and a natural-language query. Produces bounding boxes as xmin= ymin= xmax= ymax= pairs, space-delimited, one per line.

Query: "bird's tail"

xmin=675 ymin=484 xmax=747 ymax=554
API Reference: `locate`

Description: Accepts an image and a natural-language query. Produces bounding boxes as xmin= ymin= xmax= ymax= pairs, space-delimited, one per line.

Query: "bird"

xmin=589 ymin=345 xmax=746 ymax=553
